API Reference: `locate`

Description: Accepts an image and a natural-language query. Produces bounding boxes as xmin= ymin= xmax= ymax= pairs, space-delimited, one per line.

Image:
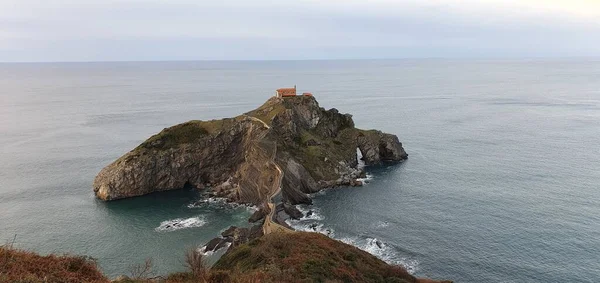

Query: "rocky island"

xmin=94 ymin=95 xmax=407 ymax=206
xmin=86 ymin=94 xmax=451 ymax=282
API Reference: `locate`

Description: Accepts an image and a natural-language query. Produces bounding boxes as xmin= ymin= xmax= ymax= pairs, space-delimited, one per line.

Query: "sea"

xmin=1 ymin=59 xmax=599 ymax=282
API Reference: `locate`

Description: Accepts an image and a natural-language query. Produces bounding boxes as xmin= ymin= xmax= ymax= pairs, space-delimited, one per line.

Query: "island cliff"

xmin=93 ymin=95 xmax=407 ymax=206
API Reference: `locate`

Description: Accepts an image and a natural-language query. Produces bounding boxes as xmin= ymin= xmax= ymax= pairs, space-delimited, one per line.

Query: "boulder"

xmin=282 ymin=202 xmax=304 ymax=220
xmin=221 ymin=226 xmax=237 ymax=238
xmin=248 ymin=208 xmax=267 ymax=223
xmin=357 ymin=130 xmax=408 ymax=165
xmin=205 ymin=237 xmax=224 ymax=252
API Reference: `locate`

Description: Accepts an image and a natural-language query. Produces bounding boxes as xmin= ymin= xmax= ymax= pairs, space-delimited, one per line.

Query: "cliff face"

xmin=93 ymin=96 xmax=407 ymax=204
xmin=93 ymin=116 xmax=272 ymax=202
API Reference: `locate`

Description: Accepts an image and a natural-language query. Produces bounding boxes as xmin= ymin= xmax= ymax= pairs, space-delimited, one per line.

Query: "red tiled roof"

xmin=276 ymin=88 xmax=296 ymax=97
xmin=276 ymin=88 xmax=296 ymax=92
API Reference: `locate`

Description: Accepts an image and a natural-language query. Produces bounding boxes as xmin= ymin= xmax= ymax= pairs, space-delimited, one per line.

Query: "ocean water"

xmin=1 ymin=59 xmax=599 ymax=282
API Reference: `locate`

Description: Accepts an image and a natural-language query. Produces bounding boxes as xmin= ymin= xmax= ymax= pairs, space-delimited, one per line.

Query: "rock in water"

xmin=221 ymin=226 xmax=238 ymax=238
xmin=282 ymin=202 xmax=304 ymax=220
xmin=204 ymin=237 xmax=223 ymax=252
xmin=248 ymin=208 xmax=268 ymax=223
xmin=93 ymin=95 xmax=407 ymax=204
xmin=357 ymin=130 xmax=408 ymax=164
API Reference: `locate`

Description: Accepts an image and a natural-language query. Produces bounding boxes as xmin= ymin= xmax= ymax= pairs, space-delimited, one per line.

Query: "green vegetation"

xmin=246 ymin=99 xmax=287 ymax=126
xmin=356 ymin=129 xmax=382 ymax=140
xmin=136 ymin=121 xmax=208 ymax=150
xmin=249 ymin=104 xmax=286 ymax=126
xmin=136 ymin=118 xmax=239 ymax=151
xmin=286 ymin=128 xmax=358 ymax=181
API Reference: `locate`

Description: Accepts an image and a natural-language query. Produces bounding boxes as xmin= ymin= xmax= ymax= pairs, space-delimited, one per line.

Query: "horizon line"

xmin=1 ymin=56 xmax=599 ymax=64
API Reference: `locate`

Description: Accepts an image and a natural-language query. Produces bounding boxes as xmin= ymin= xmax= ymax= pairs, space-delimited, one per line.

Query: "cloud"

xmin=0 ymin=0 xmax=598 ymax=61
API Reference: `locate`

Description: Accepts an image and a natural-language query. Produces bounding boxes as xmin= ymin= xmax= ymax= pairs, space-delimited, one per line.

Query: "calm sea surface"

xmin=1 ymin=60 xmax=599 ymax=282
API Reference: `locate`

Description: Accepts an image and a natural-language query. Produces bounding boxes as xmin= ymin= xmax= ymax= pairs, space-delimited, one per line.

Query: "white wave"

xmin=285 ymin=205 xmax=328 ymax=233
xmin=295 ymin=205 xmax=324 ymax=221
xmin=286 ymin=213 xmax=417 ymax=274
xmin=285 ymin=220 xmax=335 ymax=237
xmin=187 ymin=197 xmax=230 ymax=208
xmin=357 ymin=148 xmax=366 ymax=170
xmin=311 ymin=189 xmax=329 ymax=197
xmin=198 ymin=242 xmax=231 ymax=257
xmin=338 ymin=236 xmax=418 ymax=274
xmin=219 ymin=242 xmax=231 ymax=251
xmin=202 ymin=248 xmax=215 ymax=256
xmin=197 ymin=245 xmax=213 ymax=256
xmin=356 ymin=173 xmax=373 ymax=184
xmin=155 ymin=216 xmax=207 ymax=232
xmin=395 ymin=258 xmax=419 ymax=274
xmin=373 ymin=220 xmax=390 ymax=229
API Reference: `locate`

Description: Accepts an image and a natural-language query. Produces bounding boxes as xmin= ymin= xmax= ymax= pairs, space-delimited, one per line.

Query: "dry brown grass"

xmin=0 ymin=245 xmax=108 ymax=283
xmin=212 ymin=231 xmax=420 ymax=283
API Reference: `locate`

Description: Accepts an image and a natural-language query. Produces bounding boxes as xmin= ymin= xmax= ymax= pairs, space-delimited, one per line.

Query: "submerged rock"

xmin=93 ymin=95 xmax=407 ymax=204
xmin=306 ymin=210 xmax=314 ymax=218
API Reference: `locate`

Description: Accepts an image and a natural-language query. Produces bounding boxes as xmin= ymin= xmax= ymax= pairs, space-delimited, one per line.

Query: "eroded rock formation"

xmin=93 ymin=95 xmax=407 ymax=205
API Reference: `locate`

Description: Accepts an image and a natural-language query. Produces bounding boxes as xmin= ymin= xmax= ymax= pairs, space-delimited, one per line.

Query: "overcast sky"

xmin=1 ymin=0 xmax=599 ymax=62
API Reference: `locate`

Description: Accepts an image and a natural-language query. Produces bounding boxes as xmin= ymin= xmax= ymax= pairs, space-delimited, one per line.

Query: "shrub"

xmin=184 ymin=247 xmax=208 ymax=280
xmin=128 ymin=258 xmax=154 ymax=280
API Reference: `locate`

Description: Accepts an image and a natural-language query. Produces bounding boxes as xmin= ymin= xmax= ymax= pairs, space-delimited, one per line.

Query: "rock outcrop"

xmin=94 ymin=95 xmax=407 ymax=205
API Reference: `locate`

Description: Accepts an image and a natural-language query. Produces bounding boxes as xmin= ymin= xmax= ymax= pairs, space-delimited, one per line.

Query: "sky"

xmin=0 ymin=0 xmax=599 ymax=62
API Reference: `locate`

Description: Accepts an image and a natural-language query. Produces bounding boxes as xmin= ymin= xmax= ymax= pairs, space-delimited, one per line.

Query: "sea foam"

xmin=286 ymin=205 xmax=417 ymax=274
xmin=295 ymin=205 xmax=324 ymax=221
xmin=285 ymin=221 xmax=335 ymax=237
xmin=155 ymin=216 xmax=207 ymax=232
xmin=198 ymin=242 xmax=231 ymax=256
xmin=339 ymin=236 xmax=419 ymax=274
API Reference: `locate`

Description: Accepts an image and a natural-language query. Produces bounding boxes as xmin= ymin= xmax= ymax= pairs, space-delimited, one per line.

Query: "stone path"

xmin=244 ymin=115 xmax=292 ymax=235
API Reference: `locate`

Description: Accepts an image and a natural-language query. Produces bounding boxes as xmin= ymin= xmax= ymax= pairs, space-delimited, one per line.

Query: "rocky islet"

xmin=93 ymin=95 xmax=408 ymax=207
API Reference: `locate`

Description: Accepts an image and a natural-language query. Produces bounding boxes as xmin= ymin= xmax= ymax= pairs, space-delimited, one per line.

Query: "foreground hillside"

xmin=0 ymin=245 xmax=108 ymax=282
xmin=210 ymin=232 xmax=451 ymax=283
xmin=1 ymin=232 xmax=451 ymax=283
